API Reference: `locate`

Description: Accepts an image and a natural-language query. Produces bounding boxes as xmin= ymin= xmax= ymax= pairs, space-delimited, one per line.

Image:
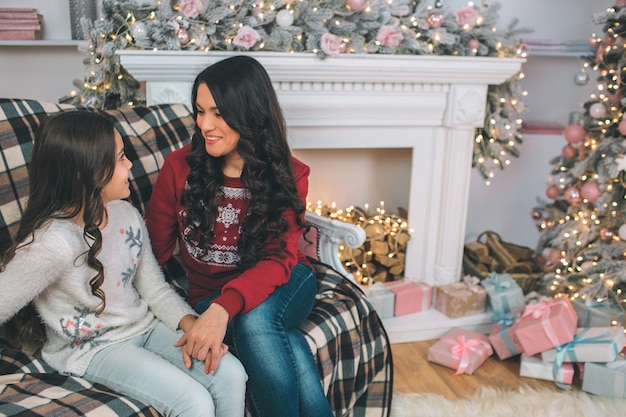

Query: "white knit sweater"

xmin=0 ymin=200 xmax=197 ymax=376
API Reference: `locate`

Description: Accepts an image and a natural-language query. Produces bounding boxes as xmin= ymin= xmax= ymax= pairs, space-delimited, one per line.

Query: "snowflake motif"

xmin=60 ymin=307 xmax=106 ymax=349
xmin=217 ymin=203 xmax=240 ymax=229
xmin=121 ymin=264 xmax=137 ymax=286
xmin=125 ymin=226 xmax=143 ymax=255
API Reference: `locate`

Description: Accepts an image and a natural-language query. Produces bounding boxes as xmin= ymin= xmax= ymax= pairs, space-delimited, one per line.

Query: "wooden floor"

xmin=391 ymin=339 xmax=582 ymax=399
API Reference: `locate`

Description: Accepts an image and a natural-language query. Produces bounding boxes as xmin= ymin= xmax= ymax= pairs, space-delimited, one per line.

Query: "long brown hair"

xmin=1 ymin=111 xmax=117 ymax=350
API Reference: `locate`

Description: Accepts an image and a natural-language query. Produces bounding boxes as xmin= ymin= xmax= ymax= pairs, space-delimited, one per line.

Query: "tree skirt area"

xmin=390 ymin=386 xmax=626 ymax=417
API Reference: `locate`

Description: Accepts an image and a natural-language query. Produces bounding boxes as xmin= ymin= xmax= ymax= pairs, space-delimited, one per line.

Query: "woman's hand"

xmin=174 ymin=303 xmax=230 ymax=375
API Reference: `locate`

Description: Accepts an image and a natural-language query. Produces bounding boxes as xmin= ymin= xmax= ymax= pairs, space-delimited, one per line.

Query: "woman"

xmin=145 ymin=55 xmax=333 ymax=417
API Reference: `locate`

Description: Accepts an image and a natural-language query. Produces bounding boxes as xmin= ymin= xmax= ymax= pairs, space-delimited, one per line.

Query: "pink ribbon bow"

xmin=444 ymin=334 xmax=492 ymax=375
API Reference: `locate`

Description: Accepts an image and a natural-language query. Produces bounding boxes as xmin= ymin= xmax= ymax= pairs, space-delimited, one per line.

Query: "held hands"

xmin=175 ymin=304 xmax=229 ymax=375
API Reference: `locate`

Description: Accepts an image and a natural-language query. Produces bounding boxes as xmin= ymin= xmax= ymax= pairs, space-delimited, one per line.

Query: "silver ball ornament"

xmin=130 ymin=22 xmax=148 ymax=40
xmin=276 ymin=9 xmax=294 ymax=28
xmin=573 ymin=70 xmax=589 ymax=86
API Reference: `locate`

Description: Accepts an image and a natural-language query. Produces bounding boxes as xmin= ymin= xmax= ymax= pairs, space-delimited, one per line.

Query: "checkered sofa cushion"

xmin=0 ymin=98 xmax=194 ymax=253
xmin=0 ymin=98 xmax=392 ymax=417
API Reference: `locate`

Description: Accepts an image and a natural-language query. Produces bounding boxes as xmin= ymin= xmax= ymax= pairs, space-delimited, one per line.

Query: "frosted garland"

xmin=61 ymin=0 xmax=531 ymax=179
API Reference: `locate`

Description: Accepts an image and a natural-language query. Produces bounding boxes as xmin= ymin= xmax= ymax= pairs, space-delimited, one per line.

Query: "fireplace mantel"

xmin=118 ymin=50 xmax=524 ymax=342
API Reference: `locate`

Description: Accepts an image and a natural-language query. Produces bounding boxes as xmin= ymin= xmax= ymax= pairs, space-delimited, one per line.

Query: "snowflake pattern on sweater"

xmin=180 ymin=184 xmax=249 ymax=268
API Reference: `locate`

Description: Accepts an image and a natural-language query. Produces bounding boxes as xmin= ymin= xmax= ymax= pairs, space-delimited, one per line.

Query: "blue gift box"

xmin=582 ymin=360 xmax=626 ymax=398
xmin=365 ymin=283 xmax=394 ymax=319
xmin=480 ymin=272 xmax=525 ymax=314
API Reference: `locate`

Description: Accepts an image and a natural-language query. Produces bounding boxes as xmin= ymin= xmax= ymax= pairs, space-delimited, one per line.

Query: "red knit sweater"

xmin=145 ymin=144 xmax=311 ymax=320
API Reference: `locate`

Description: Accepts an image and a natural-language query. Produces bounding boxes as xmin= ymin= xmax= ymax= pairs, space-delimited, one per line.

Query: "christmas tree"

xmin=534 ymin=1 xmax=626 ymax=318
xmin=59 ymin=0 xmax=529 ymax=178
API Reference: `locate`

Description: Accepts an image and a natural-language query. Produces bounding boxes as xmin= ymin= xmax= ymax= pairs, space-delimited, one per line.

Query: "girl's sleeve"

xmin=0 ymin=229 xmax=68 ymax=324
xmin=216 ymin=161 xmax=310 ymax=318
xmin=145 ymin=156 xmax=181 ymax=266
xmin=133 ymin=209 xmax=197 ymax=331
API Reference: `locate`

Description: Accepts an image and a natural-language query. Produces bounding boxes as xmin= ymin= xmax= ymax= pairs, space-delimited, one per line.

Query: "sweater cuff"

xmin=214 ymin=289 xmax=245 ymax=322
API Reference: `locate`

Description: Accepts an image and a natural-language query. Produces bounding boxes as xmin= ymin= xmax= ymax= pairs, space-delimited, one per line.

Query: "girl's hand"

xmin=174 ymin=303 xmax=229 ymax=374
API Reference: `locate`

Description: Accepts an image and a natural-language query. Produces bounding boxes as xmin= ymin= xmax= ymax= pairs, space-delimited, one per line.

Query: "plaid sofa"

xmin=0 ymin=99 xmax=392 ymax=417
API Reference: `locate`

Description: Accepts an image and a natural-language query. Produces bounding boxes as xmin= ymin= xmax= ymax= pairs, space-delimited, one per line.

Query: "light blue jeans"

xmin=194 ymin=263 xmax=334 ymax=417
xmin=84 ymin=321 xmax=247 ymax=417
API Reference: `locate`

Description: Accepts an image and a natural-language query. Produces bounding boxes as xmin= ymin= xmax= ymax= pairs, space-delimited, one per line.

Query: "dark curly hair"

xmin=181 ymin=55 xmax=306 ymax=270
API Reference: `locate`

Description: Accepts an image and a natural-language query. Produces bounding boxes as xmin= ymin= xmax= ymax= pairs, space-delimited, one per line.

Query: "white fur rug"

xmin=390 ymin=386 xmax=626 ymax=417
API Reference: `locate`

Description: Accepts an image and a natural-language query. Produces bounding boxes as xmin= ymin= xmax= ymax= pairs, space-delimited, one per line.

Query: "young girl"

xmin=0 ymin=111 xmax=247 ymax=417
xmin=145 ymin=55 xmax=334 ymax=417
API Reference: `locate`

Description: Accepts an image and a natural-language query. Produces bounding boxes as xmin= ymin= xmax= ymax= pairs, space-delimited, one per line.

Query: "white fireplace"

xmin=118 ymin=50 xmax=524 ymax=342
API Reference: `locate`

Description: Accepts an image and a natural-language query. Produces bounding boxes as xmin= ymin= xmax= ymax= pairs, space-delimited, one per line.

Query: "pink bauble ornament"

xmin=546 ymin=185 xmax=559 ymax=199
xmin=564 ymin=186 xmax=582 ymax=206
xmin=564 ymin=124 xmax=585 ymax=144
xmin=176 ymin=27 xmax=190 ymax=45
xmin=562 ymin=144 xmax=577 ymax=159
xmin=468 ymin=39 xmax=480 ymax=50
xmin=588 ymin=34 xmax=598 ymax=46
xmin=600 ymin=227 xmax=615 ymax=243
xmin=427 ymin=12 xmax=444 ymax=28
xmin=589 ymin=102 xmax=607 ymax=118
xmin=618 ymin=0 xmax=626 ymax=7
xmin=580 ymin=181 xmax=602 ymax=203
xmin=347 ymin=0 xmax=366 ymax=11
xmin=619 ymin=119 xmax=626 ymax=136
xmin=548 ymin=248 xmax=561 ymax=264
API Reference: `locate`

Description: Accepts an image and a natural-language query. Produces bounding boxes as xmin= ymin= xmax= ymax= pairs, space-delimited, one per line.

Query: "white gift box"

xmin=541 ymin=326 xmax=625 ymax=363
xmin=520 ymin=354 xmax=574 ymax=385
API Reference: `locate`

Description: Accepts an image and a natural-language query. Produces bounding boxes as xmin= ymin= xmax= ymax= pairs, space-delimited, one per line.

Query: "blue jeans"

xmin=194 ymin=263 xmax=334 ymax=417
xmin=84 ymin=321 xmax=247 ymax=417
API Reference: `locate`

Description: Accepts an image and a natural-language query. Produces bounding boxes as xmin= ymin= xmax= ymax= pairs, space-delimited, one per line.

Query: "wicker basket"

xmin=463 ymin=231 xmax=543 ymax=294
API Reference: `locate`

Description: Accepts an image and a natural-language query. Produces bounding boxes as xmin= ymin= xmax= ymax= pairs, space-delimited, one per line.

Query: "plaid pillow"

xmin=0 ymin=99 xmax=194 ymax=253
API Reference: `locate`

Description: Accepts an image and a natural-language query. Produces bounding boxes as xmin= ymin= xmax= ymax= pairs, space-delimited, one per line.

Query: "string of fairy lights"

xmin=308 ymin=201 xmax=410 ymax=284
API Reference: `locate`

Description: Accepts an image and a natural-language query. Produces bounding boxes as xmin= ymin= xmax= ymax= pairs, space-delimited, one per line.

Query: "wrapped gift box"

xmin=480 ymin=272 xmax=525 ymax=314
xmin=572 ymin=299 xmax=624 ymax=328
xmin=520 ymin=354 xmax=574 ymax=385
xmin=365 ymin=283 xmax=395 ymax=319
xmin=488 ymin=310 xmax=524 ymax=360
xmin=513 ymin=298 xmax=578 ymax=356
xmin=383 ymin=279 xmax=432 ymax=316
xmin=541 ymin=326 xmax=625 ymax=363
xmin=582 ymin=360 xmax=626 ymax=398
xmin=426 ymin=327 xmax=493 ymax=375
xmin=434 ymin=277 xmax=487 ymax=319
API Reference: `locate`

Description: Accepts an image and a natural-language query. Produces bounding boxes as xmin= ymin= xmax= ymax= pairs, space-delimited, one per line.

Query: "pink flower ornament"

xmin=455 ymin=6 xmax=479 ymax=28
xmin=233 ymin=26 xmax=261 ymax=49
xmin=376 ymin=25 xmax=403 ymax=49
xmin=178 ymin=0 xmax=204 ymax=19
xmin=320 ymin=33 xmax=342 ymax=56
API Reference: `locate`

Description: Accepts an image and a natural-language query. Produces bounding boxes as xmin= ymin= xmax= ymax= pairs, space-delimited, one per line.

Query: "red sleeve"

xmin=145 ymin=145 xmax=191 ymax=266
xmin=215 ymin=157 xmax=310 ymax=317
